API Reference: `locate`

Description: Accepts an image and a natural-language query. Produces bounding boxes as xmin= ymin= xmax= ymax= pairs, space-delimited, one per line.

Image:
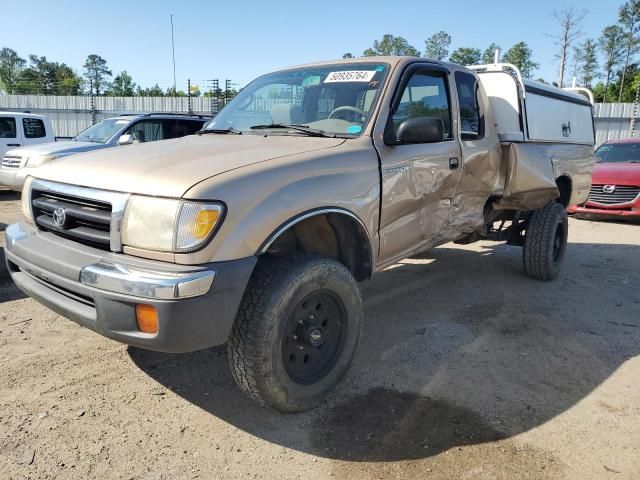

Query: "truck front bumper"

xmin=4 ymin=222 xmax=256 ymax=352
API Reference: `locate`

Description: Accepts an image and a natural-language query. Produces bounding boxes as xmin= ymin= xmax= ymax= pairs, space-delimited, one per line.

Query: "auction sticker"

xmin=325 ymin=71 xmax=376 ymax=83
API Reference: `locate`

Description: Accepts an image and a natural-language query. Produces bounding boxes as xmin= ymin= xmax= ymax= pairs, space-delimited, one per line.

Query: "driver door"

xmin=374 ymin=66 xmax=462 ymax=264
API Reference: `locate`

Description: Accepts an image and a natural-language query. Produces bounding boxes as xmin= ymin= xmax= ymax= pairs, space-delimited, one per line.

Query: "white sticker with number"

xmin=324 ymin=71 xmax=376 ymax=83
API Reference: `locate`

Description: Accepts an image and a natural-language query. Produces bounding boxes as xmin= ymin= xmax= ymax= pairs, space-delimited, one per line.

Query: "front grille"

xmin=31 ymin=189 xmax=112 ymax=250
xmin=2 ymin=155 xmax=23 ymax=169
xmin=587 ymin=184 xmax=640 ymax=205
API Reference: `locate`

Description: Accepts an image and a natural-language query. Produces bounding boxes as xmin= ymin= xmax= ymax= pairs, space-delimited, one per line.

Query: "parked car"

xmin=568 ymin=138 xmax=640 ymax=220
xmin=0 ymin=112 xmax=55 ymax=160
xmin=0 ymin=113 xmax=211 ymax=191
xmin=5 ymin=57 xmax=595 ymax=412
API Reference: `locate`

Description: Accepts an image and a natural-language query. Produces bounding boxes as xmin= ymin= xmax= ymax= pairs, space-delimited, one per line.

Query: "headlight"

xmin=122 ymin=195 xmax=224 ymax=253
xmin=26 ymin=155 xmax=57 ymax=168
xmin=21 ymin=176 xmax=33 ymax=222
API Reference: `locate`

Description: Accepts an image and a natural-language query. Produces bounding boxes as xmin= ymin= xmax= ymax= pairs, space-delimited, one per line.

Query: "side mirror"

xmin=117 ymin=134 xmax=133 ymax=146
xmin=396 ymin=117 xmax=444 ymax=144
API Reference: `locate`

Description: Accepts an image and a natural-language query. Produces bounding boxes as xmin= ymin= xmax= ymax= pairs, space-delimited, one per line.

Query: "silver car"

xmin=0 ymin=113 xmax=210 ymax=191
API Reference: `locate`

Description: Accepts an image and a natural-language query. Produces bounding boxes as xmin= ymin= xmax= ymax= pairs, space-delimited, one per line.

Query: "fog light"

xmin=136 ymin=304 xmax=158 ymax=334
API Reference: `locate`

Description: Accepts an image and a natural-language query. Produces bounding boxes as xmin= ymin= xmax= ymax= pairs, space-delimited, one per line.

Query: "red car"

xmin=568 ymin=138 xmax=640 ymax=220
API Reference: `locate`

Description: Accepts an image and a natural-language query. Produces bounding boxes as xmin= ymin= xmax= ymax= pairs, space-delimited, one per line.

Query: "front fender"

xmin=176 ymin=140 xmax=380 ymax=265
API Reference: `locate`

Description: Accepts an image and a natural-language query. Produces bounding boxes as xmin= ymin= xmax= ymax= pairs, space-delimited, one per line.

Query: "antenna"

xmin=170 ymin=14 xmax=177 ymax=95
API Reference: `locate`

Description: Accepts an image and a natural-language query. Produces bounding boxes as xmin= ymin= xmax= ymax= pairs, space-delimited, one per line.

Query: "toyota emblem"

xmin=52 ymin=207 xmax=67 ymax=228
xmin=602 ymin=185 xmax=616 ymax=194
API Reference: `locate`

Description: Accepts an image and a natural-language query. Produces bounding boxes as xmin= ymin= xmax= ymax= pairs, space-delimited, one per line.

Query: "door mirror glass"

xmin=396 ymin=117 xmax=444 ymax=144
xmin=117 ymin=134 xmax=133 ymax=145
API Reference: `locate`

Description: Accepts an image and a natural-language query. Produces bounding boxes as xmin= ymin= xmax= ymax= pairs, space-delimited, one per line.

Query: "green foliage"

xmin=342 ymin=53 xmax=354 ymax=59
xmin=363 ymin=34 xmax=420 ymax=57
xmin=577 ymin=39 xmax=599 ymax=88
xmin=110 ymin=71 xmax=136 ymax=96
xmin=136 ymin=84 xmax=164 ymax=97
xmin=503 ymin=42 xmax=540 ymax=78
xmin=0 ymin=48 xmax=26 ymax=94
xmin=83 ymin=54 xmax=112 ymax=95
xmin=617 ymin=1 xmax=640 ymax=101
xmin=599 ymin=25 xmax=627 ymax=102
xmin=482 ymin=43 xmax=501 ymax=64
xmin=449 ymin=48 xmax=482 ymax=66
xmin=425 ymin=31 xmax=451 ymax=60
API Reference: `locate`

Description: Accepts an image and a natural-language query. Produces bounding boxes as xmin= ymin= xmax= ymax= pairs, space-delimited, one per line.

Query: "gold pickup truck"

xmin=4 ymin=57 xmax=595 ymax=412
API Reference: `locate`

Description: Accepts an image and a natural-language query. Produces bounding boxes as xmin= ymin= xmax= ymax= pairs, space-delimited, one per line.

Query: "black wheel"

xmin=227 ymin=254 xmax=363 ymax=412
xmin=523 ymin=202 xmax=569 ymax=281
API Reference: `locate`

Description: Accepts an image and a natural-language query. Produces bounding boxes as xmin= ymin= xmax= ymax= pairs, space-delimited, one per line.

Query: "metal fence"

xmin=0 ymin=94 xmax=636 ymax=145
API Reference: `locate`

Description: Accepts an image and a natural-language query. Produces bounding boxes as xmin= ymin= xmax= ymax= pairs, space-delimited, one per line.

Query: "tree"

xmin=0 ymin=48 xmax=26 ymax=94
xmin=55 ymin=64 xmax=83 ymax=95
xmin=482 ymin=43 xmax=501 ymax=64
xmin=342 ymin=53 xmax=354 ymax=59
xmin=617 ymin=1 xmax=640 ymax=102
xmin=136 ymin=84 xmax=164 ymax=97
xmin=578 ymin=39 xmax=599 ymax=88
xmin=503 ymin=42 xmax=540 ymax=78
xmin=449 ymin=47 xmax=481 ymax=66
xmin=363 ymin=34 xmax=420 ymax=56
xmin=110 ymin=71 xmax=136 ymax=96
xmin=83 ymin=54 xmax=112 ymax=96
xmin=599 ymin=25 xmax=626 ymax=102
xmin=425 ymin=31 xmax=451 ymax=60
xmin=549 ymin=7 xmax=587 ymax=87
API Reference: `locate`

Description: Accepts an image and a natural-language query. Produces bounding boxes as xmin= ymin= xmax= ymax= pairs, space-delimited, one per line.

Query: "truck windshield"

xmin=204 ymin=63 xmax=390 ymax=137
xmin=596 ymin=143 xmax=640 ymax=163
xmin=74 ymin=119 xmax=130 ymax=143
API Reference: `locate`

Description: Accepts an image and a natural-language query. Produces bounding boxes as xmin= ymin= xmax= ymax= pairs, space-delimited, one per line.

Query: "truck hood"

xmin=592 ymin=162 xmax=640 ymax=185
xmin=8 ymin=141 xmax=108 ymax=159
xmin=32 ymin=134 xmax=346 ymax=197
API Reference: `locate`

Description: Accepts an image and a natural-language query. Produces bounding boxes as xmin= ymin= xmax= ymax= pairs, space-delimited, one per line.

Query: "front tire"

xmin=227 ymin=254 xmax=363 ymax=412
xmin=523 ymin=202 xmax=569 ymax=281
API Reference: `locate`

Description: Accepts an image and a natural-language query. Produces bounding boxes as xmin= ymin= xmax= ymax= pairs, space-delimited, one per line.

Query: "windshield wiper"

xmin=250 ymin=124 xmax=336 ymax=138
xmin=199 ymin=127 xmax=242 ymax=135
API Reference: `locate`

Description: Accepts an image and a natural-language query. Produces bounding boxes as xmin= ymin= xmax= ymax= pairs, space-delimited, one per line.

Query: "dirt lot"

xmin=0 ymin=190 xmax=638 ymax=480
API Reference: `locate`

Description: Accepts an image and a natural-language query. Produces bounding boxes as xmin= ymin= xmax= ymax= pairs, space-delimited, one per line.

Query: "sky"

xmin=1 ymin=0 xmax=622 ymax=91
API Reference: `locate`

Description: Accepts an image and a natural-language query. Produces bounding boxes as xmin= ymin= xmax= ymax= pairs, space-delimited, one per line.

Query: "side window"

xmin=392 ymin=71 xmax=452 ymax=141
xmin=454 ymin=71 xmax=484 ymax=139
xmin=163 ymin=119 xmax=204 ymax=139
xmin=23 ymin=118 xmax=46 ymax=138
xmin=124 ymin=120 xmax=165 ymax=143
xmin=0 ymin=117 xmax=17 ymax=138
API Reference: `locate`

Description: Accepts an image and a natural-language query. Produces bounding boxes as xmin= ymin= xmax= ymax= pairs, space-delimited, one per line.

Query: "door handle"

xmin=449 ymin=157 xmax=459 ymax=170
xmin=7 ymin=144 xmax=20 ymax=147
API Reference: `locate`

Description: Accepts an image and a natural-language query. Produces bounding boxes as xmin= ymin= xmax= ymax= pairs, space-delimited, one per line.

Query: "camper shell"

xmin=471 ymin=63 xmax=595 ymax=210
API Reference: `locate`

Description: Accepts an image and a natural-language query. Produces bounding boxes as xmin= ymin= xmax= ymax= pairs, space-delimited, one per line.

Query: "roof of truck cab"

xmin=281 ymin=56 xmax=452 ymax=71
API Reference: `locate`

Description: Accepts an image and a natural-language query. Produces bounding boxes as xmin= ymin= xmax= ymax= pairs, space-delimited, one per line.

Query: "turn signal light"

xmin=194 ymin=209 xmax=220 ymax=239
xmin=136 ymin=304 xmax=158 ymax=334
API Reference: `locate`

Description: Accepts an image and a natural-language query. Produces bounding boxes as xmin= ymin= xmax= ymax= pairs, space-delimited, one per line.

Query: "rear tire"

xmin=523 ymin=202 xmax=568 ymax=281
xmin=227 ymin=253 xmax=363 ymax=412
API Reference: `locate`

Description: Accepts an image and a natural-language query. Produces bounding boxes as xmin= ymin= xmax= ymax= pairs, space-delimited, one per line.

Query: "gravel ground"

xmin=0 ymin=190 xmax=639 ymax=480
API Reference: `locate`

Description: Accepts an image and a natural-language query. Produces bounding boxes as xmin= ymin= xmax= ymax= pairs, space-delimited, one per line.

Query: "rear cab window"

xmin=0 ymin=117 xmax=18 ymax=138
xmin=23 ymin=118 xmax=46 ymax=138
xmin=454 ymin=71 xmax=484 ymax=140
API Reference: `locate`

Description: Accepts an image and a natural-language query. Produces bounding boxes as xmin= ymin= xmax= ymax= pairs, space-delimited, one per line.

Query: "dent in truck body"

xmin=494 ymin=143 xmax=595 ymax=210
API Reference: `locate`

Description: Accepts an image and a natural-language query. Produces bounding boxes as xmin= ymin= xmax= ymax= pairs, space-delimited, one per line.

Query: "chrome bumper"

xmin=79 ymin=261 xmax=215 ymax=299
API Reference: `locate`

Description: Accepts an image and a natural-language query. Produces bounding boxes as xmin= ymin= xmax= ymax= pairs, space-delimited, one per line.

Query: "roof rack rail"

xmin=140 ymin=112 xmax=213 ymax=119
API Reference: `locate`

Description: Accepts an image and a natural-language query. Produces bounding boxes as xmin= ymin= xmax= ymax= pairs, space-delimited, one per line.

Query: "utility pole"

xmin=630 ymin=82 xmax=640 ymax=138
xmin=90 ymin=79 xmax=96 ymax=125
xmin=225 ymin=79 xmax=232 ymax=105
xmin=187 ymin=78 xmax=192 ymax=114
xmin=205 ymin=79 xmax=220 ymax=114
xmin=170 ymin=14 xmax=177 ymax=96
